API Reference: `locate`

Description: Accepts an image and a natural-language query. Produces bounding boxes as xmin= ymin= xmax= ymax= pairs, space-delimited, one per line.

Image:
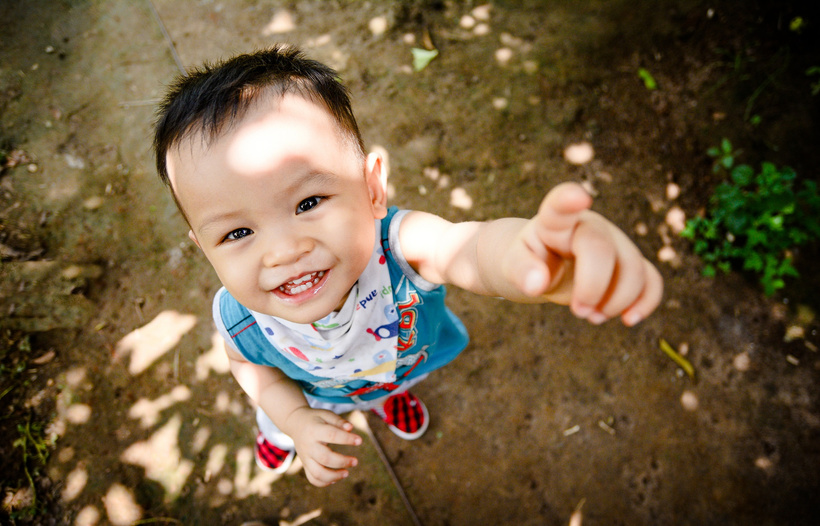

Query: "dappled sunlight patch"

xmin=49 ymin=370 xmax=94 ymax=439
xmin=204 ymin=443 xmax=228 ymax=483
xmin=114 ymin=310 xmax=197 ymax=375
xmin=261 ymin=10 xmax=295 ymax=35
xmin=65 ymin=403 xmax=92 ymax=424
xmin=120 ymin=414 xmax=194 ymax=500
xmin=64 ymin=366 xmax=87 ymax=388
xmin=62 ymin=463 xmax=88 ymax=502
xmin=101 ymin=483 xmax=142 ymax=526
xmin=128 ymin=385 xmax=191 ymax=428
xmin=191 ymin=425 xmax=211 ymax=454
xmin=305 ymin=34 xmax=332 ymax=48
xmin=74 ymin=504 xmax=101 ymax=526
xmin=214 ymin=390 xmax=244 ymax=415
xmin=233 ymin=446 xmax=282 ymax=498
xmin=195 ymin=331 xmax=231 ymax=381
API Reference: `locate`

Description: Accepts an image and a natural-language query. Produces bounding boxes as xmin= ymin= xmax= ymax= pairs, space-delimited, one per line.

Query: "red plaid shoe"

xmin=254 ymin=432 xmax=295 ymax=474
xmin=371 ymin=391 xmax=429 ymax=440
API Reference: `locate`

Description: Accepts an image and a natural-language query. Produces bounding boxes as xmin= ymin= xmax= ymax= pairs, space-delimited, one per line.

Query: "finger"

xmin=317 ymin=422 xmax=363 ymax=448
xmin=569 ymin=221 xmax=618 ymax=317
xmin=312 ymin=445 xmax=359 ymax=471
xmin=587 ymin=238 xmax=648 ymax=321
xmin=503 ymin=231 xmax=556 ymax=297
xmin=303 ymin=459 xmax=349 ymax=487
xmin=620 ymin=260 xmax=664 ymax=326
xmin=532 ymin=182 xmax=593 ymax=255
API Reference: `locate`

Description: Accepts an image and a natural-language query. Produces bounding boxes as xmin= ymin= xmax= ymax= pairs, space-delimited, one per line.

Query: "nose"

xmin=260 ymin=232 xmax=314 ymax=268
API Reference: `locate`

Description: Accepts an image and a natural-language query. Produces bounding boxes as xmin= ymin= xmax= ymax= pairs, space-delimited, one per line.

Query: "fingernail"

xmin=588 ymin=312 xmax=607 ymax=325
xmin=623 ymin=311 xmax=643 ymax=326
xmin=573 ymin=305 xmax=593 ymax=318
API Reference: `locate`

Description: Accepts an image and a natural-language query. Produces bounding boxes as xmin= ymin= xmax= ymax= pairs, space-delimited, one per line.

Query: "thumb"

xmin=504 ymin=229 xmax=567 ymax=298
xmin=532 ymin=182 xmax=593 ymax=256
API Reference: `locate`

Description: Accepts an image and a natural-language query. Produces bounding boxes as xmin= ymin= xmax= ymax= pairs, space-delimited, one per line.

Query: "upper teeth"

xmin=279 ymin=271 xmax=324 ymax=295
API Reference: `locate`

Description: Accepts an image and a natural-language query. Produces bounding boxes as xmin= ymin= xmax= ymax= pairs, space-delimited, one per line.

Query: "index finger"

xmin=532 ymin=182 xmax=593 ymax=256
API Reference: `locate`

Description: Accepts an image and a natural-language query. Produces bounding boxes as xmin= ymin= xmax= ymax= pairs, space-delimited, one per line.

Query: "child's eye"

xmin=296 ymin=196 xmax=325 ymax=215
xmin=224 ymin=228 xmax=253 ymax=242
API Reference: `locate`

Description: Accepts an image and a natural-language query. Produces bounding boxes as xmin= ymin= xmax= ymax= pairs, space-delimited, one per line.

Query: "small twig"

xmin=118 ymin=98 xmax=162 ymax=108
xmin=350 ymin=411 xmax=423 ymax=526
xmin=132 ymin=518 xmax=183 ymax=525
xmin=280 ymin=508 xmax=322 ymax=526
xmin=146 ymin=0 xmax=186 ymax=75
xmin=659 ymin=338 xmax=696 ymax=381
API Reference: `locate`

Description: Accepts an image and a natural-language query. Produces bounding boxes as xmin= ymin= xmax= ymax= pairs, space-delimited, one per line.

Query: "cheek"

xmin=208 ymin=253 xmax=254 ymax=291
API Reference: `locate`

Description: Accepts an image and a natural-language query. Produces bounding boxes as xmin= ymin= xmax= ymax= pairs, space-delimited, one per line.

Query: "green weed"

xmin=807 ymin=66 xmax=820 ymax=96
xmin=6 ymin=416 xmax=52 ymax=520
xmin=681 ymin=139 xmax=820 ymax=295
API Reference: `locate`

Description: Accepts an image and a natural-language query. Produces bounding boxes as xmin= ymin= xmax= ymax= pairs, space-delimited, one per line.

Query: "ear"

xmin=365 ymin=152 xmax=388 ymax=219
xmin=188 ymin=229 xmax=202 ymax=250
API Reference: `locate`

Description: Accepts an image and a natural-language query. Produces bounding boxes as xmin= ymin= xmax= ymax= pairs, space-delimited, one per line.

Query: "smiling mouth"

xmin=277 ymin=271 xmax=326 ymax=296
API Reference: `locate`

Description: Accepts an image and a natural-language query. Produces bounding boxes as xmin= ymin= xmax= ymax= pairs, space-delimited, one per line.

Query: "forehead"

xmin=167 ymin=93 xmax=360 ymax=204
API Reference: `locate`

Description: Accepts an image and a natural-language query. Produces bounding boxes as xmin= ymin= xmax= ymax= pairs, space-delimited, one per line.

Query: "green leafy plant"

xmin=681 ymin=139 xmax=820 ymax=295
xmin=807 ymin=66 xmax=820 ymax=96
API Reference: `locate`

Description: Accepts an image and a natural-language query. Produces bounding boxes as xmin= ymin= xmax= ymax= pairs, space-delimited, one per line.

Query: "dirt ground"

xmin=2 ymin=1 xmax=819 ymax=525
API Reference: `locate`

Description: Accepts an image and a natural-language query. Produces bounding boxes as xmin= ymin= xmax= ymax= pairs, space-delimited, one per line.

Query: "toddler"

xmin=153 ymin=45 xmax=663 ymax=487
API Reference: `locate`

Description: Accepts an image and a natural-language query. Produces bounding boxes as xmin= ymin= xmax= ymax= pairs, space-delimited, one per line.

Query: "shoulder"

xmin=383 ymin=209 xmax=443 ymax=292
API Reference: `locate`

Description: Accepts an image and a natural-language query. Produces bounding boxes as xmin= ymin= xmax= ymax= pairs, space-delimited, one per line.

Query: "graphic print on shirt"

xmin=395 ymin=276 xmax=422 ymax=354
xmin=366 ymin=304 xmax=400 ymax=341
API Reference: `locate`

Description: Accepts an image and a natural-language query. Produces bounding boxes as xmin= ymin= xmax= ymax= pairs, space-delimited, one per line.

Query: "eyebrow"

xmin=195 ymin=169 xmax=341 ymax=237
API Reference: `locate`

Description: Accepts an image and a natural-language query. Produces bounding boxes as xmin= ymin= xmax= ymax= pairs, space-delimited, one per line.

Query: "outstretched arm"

xmin=398 ymin=182 xmax=663 ymax=326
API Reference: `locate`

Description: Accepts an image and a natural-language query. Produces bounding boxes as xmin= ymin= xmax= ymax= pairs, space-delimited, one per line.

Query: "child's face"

xmin=167 ymin=94 xmax=387 ymax=324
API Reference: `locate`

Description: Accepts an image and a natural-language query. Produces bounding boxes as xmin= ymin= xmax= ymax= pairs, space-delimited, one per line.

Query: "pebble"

xmin=369 ymin=16 xmax=388 ymax=36
xmin=64 ymin=153 xmax=86 ymax=169
xmin=666 ymin=182 xmax=681 ymax=200
xmin=523 ymin=60 xmax=538 ymax=74
xmin=83 ymin=196 xmax=104 ymax=210
xmin=755 ymin=456 xmax=773 ymax=470
xmin=459 ymin=15 xmax=476 ymax=29
xmin=472 ymin=4 xmax=492 ymax=21
xmin=657 ymin=245 xmax=677 ymax=262
xmin=563 ymin=142 xmax=594 ymax=165
xmin=680 ymin=390 xmax=699 ymax=411
xmin=473 ymin=23 xmax=491 ymax=36
xmin=495 ymin=47 xmax=514 ymax=65
xmin=450 ymin=187 xmax=473 ymax=209
xmin=784 ymin=325 xmax=805 ymax=342
xmin=492 ymin=97 xmax=509 ymax=110
xmin=665 ymin=206 xmax=686 ymax=233
xmin=733 ymin=352 xmax=751 ymax=371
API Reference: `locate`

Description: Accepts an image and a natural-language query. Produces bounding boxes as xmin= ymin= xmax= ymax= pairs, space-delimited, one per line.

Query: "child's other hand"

xmin=513 ymin=182 xmax=663 ymax=326
xmin=284 ymin=407 xmax=362 ymax=487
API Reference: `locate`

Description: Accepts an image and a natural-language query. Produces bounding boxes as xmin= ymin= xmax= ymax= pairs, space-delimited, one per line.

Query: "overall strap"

xmin=218 ymin=290 xmax=324 ymax=383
